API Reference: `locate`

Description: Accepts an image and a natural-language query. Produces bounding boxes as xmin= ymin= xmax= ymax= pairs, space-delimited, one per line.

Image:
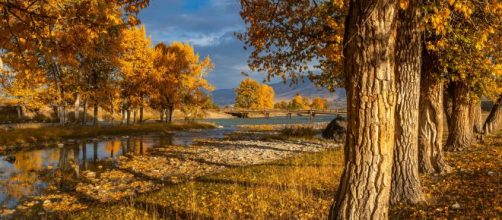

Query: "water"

xmin=0 ymin=116 xmax=335 ymax=210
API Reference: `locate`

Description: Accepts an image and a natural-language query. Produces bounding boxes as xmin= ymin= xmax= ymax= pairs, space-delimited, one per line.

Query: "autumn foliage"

xmin=235 ymin=78 xmax=274 ymax=109
xmin=0 ymin=1 xmax=214 ymax=124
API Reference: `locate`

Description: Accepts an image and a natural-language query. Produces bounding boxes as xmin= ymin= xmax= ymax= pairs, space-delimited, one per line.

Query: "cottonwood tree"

xmin=0 ymin=0 xmax=149 ymax=124
xmin=310 ymin=97 xmax=328 ymax=110
xmin=235 ymin=77 xmax=274 ymax=109
xmin=391 ymin=0 xmax=424 ymax=205
xmin=117 ymin=25 xmax=154 ymax=124
xmin=151 ymin=41 xmax=213 ymax=123
xmin=419 ymin=0 xmax=502 ymax=151
xmin=329 ymin=0 xmax=398 ymax=218
xmin=237 ymin=0 xmax=346 ymax=91
xmin=239 ymin=0 xmax=427 ymax=213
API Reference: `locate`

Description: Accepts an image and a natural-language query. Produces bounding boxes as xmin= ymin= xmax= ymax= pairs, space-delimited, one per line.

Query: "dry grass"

xmin=68 ymin=149 xmax=343 ymax=219
xmin=0 ymin=122 xmax=216 ymax=151
xmin=54 ymin=131 xmax=502 ymax=219
xmin=280 ymin=126 xmax=320 ymax=138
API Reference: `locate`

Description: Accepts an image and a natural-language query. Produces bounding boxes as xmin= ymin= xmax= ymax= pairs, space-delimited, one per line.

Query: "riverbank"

xmin=4 ymin=133 xmax=338 ymax=219
xmin=0 ymin=122 xmax=217 ymax=154
xmin=16 ymin=131 xmax=500 ymax=219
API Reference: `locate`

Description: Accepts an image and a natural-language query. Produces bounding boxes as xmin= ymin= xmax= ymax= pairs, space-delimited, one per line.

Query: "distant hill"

xmin=211 ymin=79 xmax=346 ymax=107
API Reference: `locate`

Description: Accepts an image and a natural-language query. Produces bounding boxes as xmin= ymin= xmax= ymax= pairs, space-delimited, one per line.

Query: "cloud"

xmin=138 ymin=0 xmax=267 ymax=89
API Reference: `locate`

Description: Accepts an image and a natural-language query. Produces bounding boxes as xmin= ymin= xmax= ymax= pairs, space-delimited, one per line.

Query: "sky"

xmin=138 ymin=0 xmax=265 ymax=90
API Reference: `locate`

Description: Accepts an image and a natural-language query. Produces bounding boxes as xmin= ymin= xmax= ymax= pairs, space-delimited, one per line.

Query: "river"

xmin=0 ymin=115 xmax=335 ymax=210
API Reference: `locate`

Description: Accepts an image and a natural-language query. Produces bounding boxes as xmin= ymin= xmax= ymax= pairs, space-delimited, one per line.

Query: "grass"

xmin=67 ymin=149 xmax=343 ymax=219
xmin=0 ymin=122 xmax=216 ymax=151
xmin=27 ymin=131 xmax=502 ymax=219
xmin=279 ymin=126 xmax=320 ymax=138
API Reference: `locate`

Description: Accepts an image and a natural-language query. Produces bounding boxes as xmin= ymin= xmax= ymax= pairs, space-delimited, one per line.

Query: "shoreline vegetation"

xmin=27 ymin=130 xmax=501 ymax=219
xmin=0 ymin=122 xmax=217 ymax=154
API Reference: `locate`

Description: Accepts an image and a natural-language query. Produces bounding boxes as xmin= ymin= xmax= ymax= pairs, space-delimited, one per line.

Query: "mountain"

xmin=211 ymin=79 xmax=346 ymax=107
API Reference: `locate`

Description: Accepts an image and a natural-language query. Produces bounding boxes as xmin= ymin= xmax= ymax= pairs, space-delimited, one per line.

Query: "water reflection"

xmin=0 ymin=115 xmax=335 ymax=210
xmin=0 ymin=134 xmax=184 ymax=209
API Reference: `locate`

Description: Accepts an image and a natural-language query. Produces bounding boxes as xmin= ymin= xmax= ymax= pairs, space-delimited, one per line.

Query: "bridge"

xmin=222 ymin=108 xmax=347 ymax=118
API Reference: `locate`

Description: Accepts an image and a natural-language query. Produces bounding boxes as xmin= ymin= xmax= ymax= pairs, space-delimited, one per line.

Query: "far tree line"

xmin=0 ymin=1 xmax=214 ymax=125
xmin=234 ymin=78 xmax=329 ymax=110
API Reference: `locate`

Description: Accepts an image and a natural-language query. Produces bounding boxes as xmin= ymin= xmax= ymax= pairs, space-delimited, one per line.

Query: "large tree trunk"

xmin=329 ymin=0 xmax=397 ymax=219
xmin=93 ymin=103 xmax=99 ymax=126
xmin=74 ymin=93 xmax=81 ymax=123
xmin=484 ymin=96 xmax=502 ymax=134
xmin=390 ymin=1 xmax=424 ymax=205
xmin=418 ymin=49 xmax=450 ymax=174
xmin=445 ymin=82 xmax=472 ymax=151
xmin=469 ymin=99 xmax=482 ymax=134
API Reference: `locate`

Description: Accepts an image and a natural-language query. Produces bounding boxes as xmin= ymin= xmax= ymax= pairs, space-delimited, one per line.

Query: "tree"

xmin=151 ymin=41 xmax=214 ymax=123
xmin=391 ymin=0 xmax=424 ymax=205
xmin=274 ymin=101 xmax=289 ymax=110
xmin=238 ymin=0 xmax=346 ymax=91
xmin=0 ymin=0 xmax=150 ymax=125
xmin=310 ymin=97 xmax=327 ymax=110
xmin=118 ymin=25 xmax=154 ymax=124
xmin=257 ymin=84 xmax=274 ymax=109
xmin=329 ymin=0 xmax=397 ymax=219
xmin=289 ymin=94 xmax=307 ymax=110
xmin=418 ymin=48 xmax=451 ymax=174
xmin=484 ymin=96 xmax=502 ymax=134
xmin=422 ymin=0 xmax=502 ymax=151
xmin=235 ymin=78 xmax=274 ymax=109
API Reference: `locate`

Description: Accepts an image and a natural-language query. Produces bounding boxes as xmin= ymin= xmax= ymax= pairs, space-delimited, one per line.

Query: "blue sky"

xmin=138 ymin=0 xmax=265 ymax=90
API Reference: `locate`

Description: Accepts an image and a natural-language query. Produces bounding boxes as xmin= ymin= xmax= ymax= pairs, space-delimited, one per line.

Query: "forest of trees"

xmin=239 ymin=0 xmax=501 ymax=219
xmin=0 ymin=0 xmax=214 ymax=125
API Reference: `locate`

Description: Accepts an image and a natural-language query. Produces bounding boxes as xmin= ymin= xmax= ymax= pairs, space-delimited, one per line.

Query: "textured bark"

xmin=443 ymin=84 xmax=454 ymax=126
xmin=484 ymin=96 xmax=502 ymax=134
xmin=390 ymin=0 xmax=424 ymax=205
xmin=469 ymin=100 xmax=482 ymax=134
xmin=445 ymin=82 xmax=472 ymax=151
xmin=418 ymin=50 xmax=451 ymax=174
xmin=329 ymin=0 xmax=397 ymax=219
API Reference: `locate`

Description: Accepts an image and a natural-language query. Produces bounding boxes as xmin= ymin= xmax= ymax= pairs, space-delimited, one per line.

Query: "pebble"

xmin=487 ymin=171 xmax=495 ymax=176
xmin=451 ymin=202 xmax=461 ymax=209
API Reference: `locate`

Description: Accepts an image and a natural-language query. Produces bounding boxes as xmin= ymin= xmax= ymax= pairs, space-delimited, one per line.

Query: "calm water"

xmin=0 ymin=115 xmax=335 ymax=210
